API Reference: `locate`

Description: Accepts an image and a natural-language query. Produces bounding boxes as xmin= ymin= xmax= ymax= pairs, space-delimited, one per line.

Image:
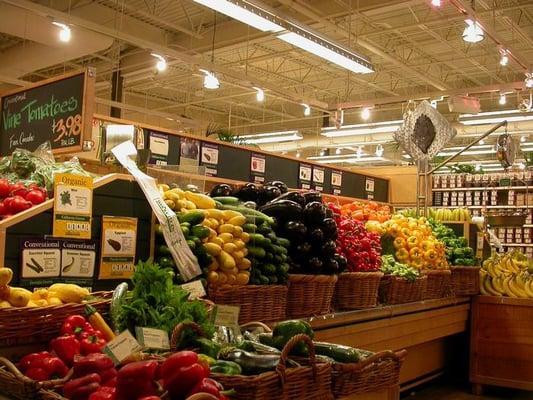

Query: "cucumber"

xmin=110 ymin=282 xmax=128 ymax=333
xmin=247 ymin=246 xmax=266 ymax=258
xmin=212 ymin=196 xmax=241 ymax=205
xmin=277 ymin=238 xmax=290 ymax=248
xmin=243 ymin=223 xmax=257 ymax=233
xmin=248 ymin=233 xmax=267 ymax=247
xmin=177 ymin=210 xmax=205 ymax=225
xmin=314 ymin=342 xmax=362 ymax=363
xmin=258 ymin=275 xmax=270 ymax=285
xmin=220 ymin=204 xmax=274 ymax=225
xmin=263 ymin=264 xmax=277 ymax=275
xmin=181 ymin=225 xmax=190 ymax=237
xmin=191 ymin=225 xmax=210 ymax=239
xmin=257 ymin=224 xmax=272 ymax=235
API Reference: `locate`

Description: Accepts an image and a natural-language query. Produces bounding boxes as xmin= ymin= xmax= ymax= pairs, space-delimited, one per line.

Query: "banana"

xmin=510 ymin=277 xmax=528 ymax=298
xmin=480 ymin=278 xmax=489 ymax=295
xmin=484 ymin=276 xmax=503 ymax=296
xmin=491 ymin=276 xmax=506 ymax=295
xmin=526 ymin=279 xmax=533 ymax=298
xmin=501 ymin=276 xmax=516 ymax=297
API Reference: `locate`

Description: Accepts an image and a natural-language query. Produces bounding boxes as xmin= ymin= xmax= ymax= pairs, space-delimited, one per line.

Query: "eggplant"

xmin=303 ymin=202 xmax=326 ymax=225
xmin=261 ymin=185 xmax=282 ymax=204
xmin=269 ymin=191 xmax=305 ymax=207
xmin=322 ymin=218 xmax=338 ymax=239
xmin=325 ymin=208 xmax=334 ymax=219
xmin=210 ymin=183 xmax=233 ymax=197
xmin=323 ymin=258 xmax=341 ymax=274
xmin=238 ymin=183 xmax=261 ymax=202
xmin=265 ymin=180 xmax=288 ymax=194
xmin=308 ymin=256 xmax=323 ymax=273
xmin=334 ymin=254 xmax=348 ymax=271
xmin=260 ymin=200 xmax=302 ymax=221
xmin=303 ymin=191 xmax=322 ymax=204
xmin=295 ymin=242 xmax=312 ymax=256
xmin=321 ymin=240 xmax=337 ymax=257
xmin=284 ymin=221 xmax=307 ymax=242
xmin=309 ymin=228 xmax=325 ymax=247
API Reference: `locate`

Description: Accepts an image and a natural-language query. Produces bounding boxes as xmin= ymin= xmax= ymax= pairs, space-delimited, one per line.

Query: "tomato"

xmin=25 ymin=189 xmax=46 ymax=205
xmin=0 ymin=179 xmax=9 ymax=198
xmin=7 ymin=195 xmax=32 ymax=214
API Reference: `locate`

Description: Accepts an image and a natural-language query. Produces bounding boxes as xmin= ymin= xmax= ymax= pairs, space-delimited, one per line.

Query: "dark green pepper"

xmin=210 ymin=360 xmax=242 ymax=375
xmin=193 ymin=338 xmax=221 ymax=359
xmin=272 ymin=320 xmax=314 ymax=356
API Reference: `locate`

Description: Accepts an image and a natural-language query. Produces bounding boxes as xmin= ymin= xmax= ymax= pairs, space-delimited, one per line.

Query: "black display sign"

xmin=0 ymin=70 xmax=94 ymax=155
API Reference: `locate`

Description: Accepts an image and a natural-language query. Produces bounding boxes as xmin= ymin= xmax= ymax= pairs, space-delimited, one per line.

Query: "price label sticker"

xmin=135 ymin=327 xmax=170 ymax=350
xmin=103 ymin=330 xmax=142 ymax=365
xmin=181 ymin=280 xmax=206 ymax=300
xmin=212 ymin=304 xmax=240 ymax=329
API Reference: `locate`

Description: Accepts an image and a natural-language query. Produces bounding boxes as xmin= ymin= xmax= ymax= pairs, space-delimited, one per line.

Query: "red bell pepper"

xmin=116 ymin=361 xmax=158 ymax=400
xmin=161 ymin=351 xmax=208 ymax=399
xmin=187 ymin=378 xmax=222 ymax=398
xmin=51 ymin=334 xmax=81 ymax=366
xmin=73 ymin=353 xmax=114 ymax=378
xmin=138 ymin=397 xmax=161 ymax=400
xmin=63 ymin=373 xmax=101 ymax=400
xmin=88 ymin=386 xmax=116 ymax=400
xmin=61 ymin=315 xmax=93 ymax=337
xmin=99 ymin=367 xmax=117 ymax=385
xmin=19 ymin=352 xmax=68 ymax=381
xmin=102 ymin=376 xmax=117 ymax=388
xmin=18 ymin=351 xmax=51 ymax=372
xmin=79 ymin=330 xmax=106 ymax=355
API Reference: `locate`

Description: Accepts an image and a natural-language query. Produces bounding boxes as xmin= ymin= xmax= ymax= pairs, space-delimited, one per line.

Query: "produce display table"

xmin=470 ymin=295 xmax=533 ymax=394
xmin=309 ymin=297 xmax=471 ymax=398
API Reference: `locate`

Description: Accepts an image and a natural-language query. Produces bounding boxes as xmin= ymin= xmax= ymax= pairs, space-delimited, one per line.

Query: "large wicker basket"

xmin=331 ymin=349 xmax=407 ymax=397
xmin=0 ymin=357 xmax=71 ymax=400
xmin=208 ymin=285 xmax=287 ymax=324
xmin=334 ymin=272 xmax=383 ymax=310
xmin=213 ymin=334 xmax=333 ymax=400
xmin=450 ymin=266 xmax=480 ymax=296
xmin=423 ymin=270 xmax=452 ymax=300
xmin=287 ymin=274 xmax=337 ymax=318
xmin=40 ymin=389 xmax=220 ymax=400
xmin=379 ymin=275 xmax=427 ymax=305
xmin=0 ymin=291 xmax=112 ymax=347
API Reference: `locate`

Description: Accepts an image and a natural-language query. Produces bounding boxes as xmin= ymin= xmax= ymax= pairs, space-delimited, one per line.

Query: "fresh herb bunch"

xmin=381 ymin=255 xmax=419 ymax=282
xmin=117 ymin=260 xmax=214 ymax=347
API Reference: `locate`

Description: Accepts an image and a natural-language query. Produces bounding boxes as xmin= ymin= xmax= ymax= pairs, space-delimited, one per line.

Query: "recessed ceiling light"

xmin=431 ymin=0 xmax=441 ymax=7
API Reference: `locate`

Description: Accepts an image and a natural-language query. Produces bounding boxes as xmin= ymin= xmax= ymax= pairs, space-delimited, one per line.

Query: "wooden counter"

xmin=307 ymin=297 xmax=472 ymax=399
xmin=470 ymin=295 xmax=533 ymax=394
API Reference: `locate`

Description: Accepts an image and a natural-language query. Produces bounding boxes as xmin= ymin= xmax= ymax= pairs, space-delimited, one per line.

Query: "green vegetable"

xmin=210 ymin=360 xmax=242 ymax=375
xmin=116 ymin=260 xmax=214 ymax=346
xmin=193 ymin=337 xmax=221 ymax=358
xmin=212 ymin=196 xmax=241 ymax=205
xmin=242 ymin=223 xmax=257 ymax=233
xmin=314 ymin=342 xmax=362 ymax=363
xmin=381 ymin=255 xmax=419 ymax=282
xmin=177 ymin=210 xmax=205 ymax=225
xmin=247 ymin=246 xmax=266 ymax=258
xmin=191 ymin=225 xmax=210 ymax=240
xmin=272 ymin=320 xmax=314 ymax=356
xmin=257 ymin=332 xmax=275 ymax=347
xmin=110 ymin=282 xmax=129 ymax=333
xmin=218 ymin=348 xmax=283 ymax=375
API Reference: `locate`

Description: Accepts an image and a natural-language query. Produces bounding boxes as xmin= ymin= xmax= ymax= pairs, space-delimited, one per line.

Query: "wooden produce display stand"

xmin=470 ymin=295 xmax=533 ymax=394
xmin=310 ymin=297 xmax=471 ymax=399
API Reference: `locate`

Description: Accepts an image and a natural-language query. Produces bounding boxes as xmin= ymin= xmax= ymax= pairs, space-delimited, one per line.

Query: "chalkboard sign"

xmin=0 ymin=69 xmax=95 ymax=156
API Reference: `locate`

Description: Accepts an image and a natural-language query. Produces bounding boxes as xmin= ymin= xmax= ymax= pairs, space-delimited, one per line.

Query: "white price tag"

xmin=103 ymin=330 xmax=142 ymax=365
xmin=135 ymin=327 xmax=170 ymax=350
xmin=181 ymin=280 xmax=206 ymax=300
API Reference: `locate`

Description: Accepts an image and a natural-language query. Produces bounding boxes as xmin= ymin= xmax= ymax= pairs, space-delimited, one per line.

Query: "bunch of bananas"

xmin=400 ymin=208 xmax=471 ymax=222
xmin=480 ymin=251 xmax=533 ymax=298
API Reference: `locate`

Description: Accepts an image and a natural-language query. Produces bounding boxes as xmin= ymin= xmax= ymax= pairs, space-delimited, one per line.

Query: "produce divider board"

xmin=0 ymin=69 xmax=95 ymax=155
xmin=0 ymin=174 xmax=153 ymax=290
xmin=96 ymin=115 xmax=389 ymax=202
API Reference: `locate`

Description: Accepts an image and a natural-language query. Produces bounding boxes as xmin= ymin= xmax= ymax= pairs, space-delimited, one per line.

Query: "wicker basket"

xmin=450 ymin=266 xmax=480 ymax=296
xmin=423 ymin=270 xmax=452 ymax=300
xmin=331 ymin=349 xmax=407 ymax=397
xmin=0 ymin=291 xmax=112 ymax=347
xmin=208 ymin=285 xmax=287 ymax=324
xmin=40 ymin=389 xmax=220 ymax=400
xmin=334 ymin=272 xmax=383 ymax=310
xmin=287 ymin=274 xmax=337 ymax=318
xmin=213 ymin=334 xmax=332 ymax=400
xmin=0 ymin=357 xmax=71 ymax=400
xmin=379 ymin=275 xmax=427 ymax=305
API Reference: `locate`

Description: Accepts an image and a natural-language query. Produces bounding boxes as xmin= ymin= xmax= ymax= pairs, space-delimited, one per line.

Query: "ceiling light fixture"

xmin=151 ymin=53 xmax=167 ymax=72
xmin=499 ymin=93 xmax=506 ymax=105
xmin=375 ymin=144 xmax=384 ymax=157
xmin=52 ymin=22 xmax=71 ymax=42
xmin=499 ymin=50 xmax=509 ymax=66
xmin=463 ymin=19 xmax=484 ymax=43
xmin=322 ymin=119 xmax=403 ymax=138
xmin=459 ymin=110 xmax=533 ymax=125
xmin=521 ymin=136 xmax=527 ymax=143
xmin=240 ymin=130 xmax=302 ymax=144
xmin=335 ymin=148 xmax=342 ymax=155
xmin=361 ymin=107 xmax=371 ymax=120
xmin=302 ymin=103 xmax=311 ymax=116
xmin=296 ymin=151 xmax=301 ymax=158
xmin=193 ymin=0 xmax=373 ymax=74
xmin=356 ymin=146 xmax=363 ymax=158
xmin=479 ymin=139 xmax=485 ymax=145
xmin=314 ymin=156 xmax=387 ymax=164
xmin=192 ymin=0 xmax=283 ymax=32
xmin=253 ymin=87 xmax=265 ymax=102
xmin=431 ymin=0 xmax=441 ymax=6
xmin=525 ymin=73 xmax=533 ymax=89
xmin=200 ymin=69 xmax=220 ymax=89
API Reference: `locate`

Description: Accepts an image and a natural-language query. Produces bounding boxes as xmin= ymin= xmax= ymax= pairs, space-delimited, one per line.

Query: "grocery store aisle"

xmin=405 ymin=382 xmax=533 ymax=399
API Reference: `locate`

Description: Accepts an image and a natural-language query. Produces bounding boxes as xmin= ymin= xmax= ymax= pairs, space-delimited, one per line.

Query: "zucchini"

xmin=314 ymin=342 xmax=362 ymax=363
xmin=220 ymin=204 xmax=274 ymax=225
xmin=177 ymin=210 xmax=205 ymax=225
xmin=110 ymin=282 xmax=128 ymax=333
xmin=257 ymin=224 xmax=272 ymax=235
xmin=212 ymin=196 xmax=241 ymax=205
xmin=248 ymin=233 xmax=267 ymax=247
xmin=277 ymin=238 xmax=291 ymax=248
xmin=243 ymin=223 xmax=257 ymax=233
xmin=191 ymin=225 xmax=210 ymax=239
xmin=247 ymin=246 xmax=266 ymax=258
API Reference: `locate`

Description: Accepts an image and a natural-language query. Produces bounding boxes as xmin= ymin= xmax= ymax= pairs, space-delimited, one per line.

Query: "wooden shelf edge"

xmin=0 ymin=173 xmax=133 ymax=229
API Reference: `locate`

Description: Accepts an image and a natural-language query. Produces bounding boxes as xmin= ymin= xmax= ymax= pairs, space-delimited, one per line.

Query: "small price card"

xmin=135 ymin=327 xmax=170 ymax=351
xmin=181 ymin=280 xmax=206 ymax=300
xmin=103 ymin=330 xmax=141 ymax=365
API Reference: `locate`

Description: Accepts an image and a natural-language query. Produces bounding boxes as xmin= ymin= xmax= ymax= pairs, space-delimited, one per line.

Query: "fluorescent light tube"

xmin=315 ymin=156 xmax=386 ymax=164
xmin=240 ymin=130 xmax=303 ymax=144
xmin=459 ymin=110 xmax=533 ymax=125
xmin=192 ymin=0 xmax=283 ymax=32
xmin=322 ymin=121 xmax=402 ymax=138
xmin=437 ymin=149 xmax=496 ymax=156
xmin=278 ymin=31 xmax=373 ymax=74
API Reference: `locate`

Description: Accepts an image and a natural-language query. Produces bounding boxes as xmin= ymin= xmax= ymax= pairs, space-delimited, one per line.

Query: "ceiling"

xmin=0 ymin=0 xmax=532 ymax=170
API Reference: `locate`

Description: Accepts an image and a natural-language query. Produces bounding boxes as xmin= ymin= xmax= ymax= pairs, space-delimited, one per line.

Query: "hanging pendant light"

xmin=463 ymin=19 xmax=484 ymax=43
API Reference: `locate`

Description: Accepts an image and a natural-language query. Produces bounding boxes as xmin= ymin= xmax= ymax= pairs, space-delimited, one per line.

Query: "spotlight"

xmin=479 ymin=139 xmax=485 ymax=145
xmin=361 ymin=107 xmax=371 ymax=120
xmin=335 ymin=148 xmax=342 ymax=155
xmin=525 ymin=73 xmax=533 ymax=89
xmin=296 ymin=151 xmax=301 ymax=158
xmin=253 ymin=87 xmax=264 ymax=102
xmin=500 ymin=51 xmax=509 ymax=66
xmin=319 ymin=149 xmax=326 ymax=156
xmin=302 ymin=104 xmax=311 ymax=116
xmin=475 ymin=164 xmax=481 ymax=171
xmin=463 ymin=19 xmax=484 ymax=43
xmin=52 ymin=22 xmax=71 ymax=43
xmin=518 ymin=162 xmax=526 ymax=170
xmin=356 ymin=146 xmax=363 ymax=158
xmin=431 ymin=0 xmax=441 ymax=6
xmin=151 ymin=53 xmax=167 ymax=72
xmin=375 ymin=144 xmax=384 ymax=157
xmin=521 ymin=136 xmax=527 ymax=143
xmin=200 ymin=69 xmax=220 ymax=89
xmin=499 ymin=93 xmax=506 ymax=105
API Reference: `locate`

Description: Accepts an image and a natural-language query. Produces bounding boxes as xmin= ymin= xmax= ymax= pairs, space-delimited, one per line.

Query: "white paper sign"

xmin=103 ymin=330 xmax=142 ymax=365
xmin=313 ymin=167 xmax=324 ymax=184
xmin=181 ymin=280 xmax=207 ymax=300
xmin=135 ymin=327 xmax=170 ymax=350
xmin=331 ymin=171 xmax=342 ymax=187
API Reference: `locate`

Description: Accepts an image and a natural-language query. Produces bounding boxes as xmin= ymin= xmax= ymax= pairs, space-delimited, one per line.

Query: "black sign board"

xmin=0 ymin=69 xmax=95 ymax=156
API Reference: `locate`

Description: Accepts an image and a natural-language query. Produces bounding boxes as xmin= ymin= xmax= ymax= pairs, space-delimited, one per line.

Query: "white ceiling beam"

xmin=2 ymin=0 xmax=329 ymax=112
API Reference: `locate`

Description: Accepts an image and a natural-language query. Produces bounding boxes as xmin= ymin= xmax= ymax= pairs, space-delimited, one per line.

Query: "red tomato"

xmin=8 ymin=195 xmax=32 ymax=214
xmin=25 ymin=189 xmax=46 ymax=205
xmin=0 ymin=179 xmax=9 ymax=198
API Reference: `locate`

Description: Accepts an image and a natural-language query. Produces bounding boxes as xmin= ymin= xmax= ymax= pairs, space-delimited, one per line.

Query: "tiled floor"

xmin=405 ymin=383 xmax=533 ymax=400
